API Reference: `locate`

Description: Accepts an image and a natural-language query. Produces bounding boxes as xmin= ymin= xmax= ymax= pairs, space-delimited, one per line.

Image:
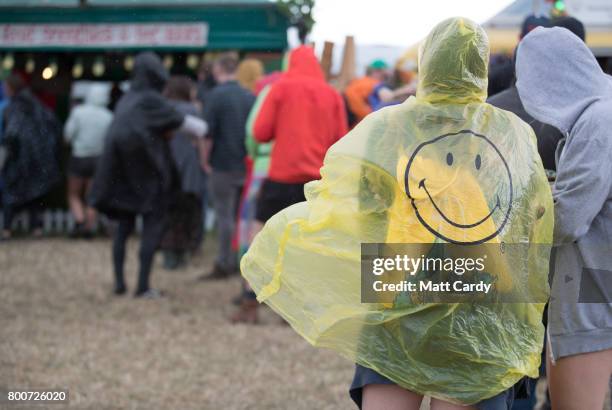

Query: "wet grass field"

xmin=0 ymin=237 xmax=353 ymax=409
xmin=1 ymin=237 xmax=609 ymax=409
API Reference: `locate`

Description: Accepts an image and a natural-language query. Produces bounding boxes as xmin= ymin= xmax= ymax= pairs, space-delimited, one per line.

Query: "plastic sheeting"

xmin=241 ymin=17 xmax=553 ymax=404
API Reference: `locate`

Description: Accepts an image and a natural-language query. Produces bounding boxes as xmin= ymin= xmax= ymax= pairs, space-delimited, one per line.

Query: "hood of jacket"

xmin=285 ymin=46 xmax=325 ymax=80
xmin=516 ymin=26 xmax=612 ymax=135
xmin=85 ymin=84 xmax=109 ymax=106
xmin=131 ymin=52 xmax=169 ymax=92
xmin=417 ymin=17 xmax=489 ymax=104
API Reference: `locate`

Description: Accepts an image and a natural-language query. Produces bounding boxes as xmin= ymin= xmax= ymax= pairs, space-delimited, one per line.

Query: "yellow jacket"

xmin=241 ymin=17 xmax=553 ymax=404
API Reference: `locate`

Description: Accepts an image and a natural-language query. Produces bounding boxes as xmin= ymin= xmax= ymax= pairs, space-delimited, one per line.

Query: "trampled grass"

xmin=1 ymin=237 xmax=608 ymax=410
xmin=0 ymin=238 xmax=353 ymax=410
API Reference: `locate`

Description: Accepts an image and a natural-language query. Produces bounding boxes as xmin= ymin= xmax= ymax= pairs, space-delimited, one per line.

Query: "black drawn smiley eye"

xmin=475 ymin=154 xmax=482 ymax=170
xmin=446 ymin=152 xmax=453 ymax=166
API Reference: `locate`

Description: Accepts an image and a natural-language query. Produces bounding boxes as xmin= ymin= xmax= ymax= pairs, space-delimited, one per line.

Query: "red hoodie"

xmin=249 ymin=46 xmax=348 ymax=184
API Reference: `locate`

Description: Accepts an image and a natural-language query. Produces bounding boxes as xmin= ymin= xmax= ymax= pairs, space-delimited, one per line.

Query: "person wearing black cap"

xmin=551 ymin=16 xmax=586 ymax=41
xmin=488 ymin=15 xmax=552 ymax=97
xmin=488 ymin=15 xmax=586 ymax=172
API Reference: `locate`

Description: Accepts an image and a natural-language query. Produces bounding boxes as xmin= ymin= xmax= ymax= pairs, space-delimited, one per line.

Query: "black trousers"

xmin=112 ymin=210 xmax=166 ymax=294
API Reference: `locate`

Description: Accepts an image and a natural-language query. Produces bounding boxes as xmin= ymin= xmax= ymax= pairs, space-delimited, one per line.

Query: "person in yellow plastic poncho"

xmin=241 ymin=18 xmax=553 ymax=408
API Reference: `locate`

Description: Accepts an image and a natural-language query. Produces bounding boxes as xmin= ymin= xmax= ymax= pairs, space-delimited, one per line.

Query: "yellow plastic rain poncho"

xmin=241 ymin=18 xmax=553 ymax=404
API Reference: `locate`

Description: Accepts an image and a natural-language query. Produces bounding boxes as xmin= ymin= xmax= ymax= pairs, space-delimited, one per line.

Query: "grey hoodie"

xmin=516 ymin=27 xmax=612 ymax=359
xmin=64 ymin=84 xmax=113 ymax=157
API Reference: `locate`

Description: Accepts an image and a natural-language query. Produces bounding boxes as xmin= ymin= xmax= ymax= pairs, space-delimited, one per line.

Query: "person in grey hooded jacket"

xmin=516 ymin=26 xmax=612 ymax=410
xmin=64 ymin=84 xmax=113 ymax=237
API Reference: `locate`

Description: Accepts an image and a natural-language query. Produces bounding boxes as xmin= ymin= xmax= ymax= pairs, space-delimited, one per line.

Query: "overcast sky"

xmin=310 ymin=0 xmax=515 ymax=48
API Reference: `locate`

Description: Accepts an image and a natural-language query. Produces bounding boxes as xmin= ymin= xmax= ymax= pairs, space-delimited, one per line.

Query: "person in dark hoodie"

xmin=90 ymin=52 xmax=207 ymax=298
xmin=487 ymin=17 xmax=561 ymax=171
xmin=488 ymin=16 xmax=586 ymax=172
xmin=159 ymin=76 xmax=205 ymax=270
xmin=1 ymin=73 xmax=61 ymax=239
xmin=487 ymin=15 xmax=550 ymax=98
xmin=516 ymin=27 xmax=612 ymax=410
xmin=230 ymin=45 xmax=347 ymax=323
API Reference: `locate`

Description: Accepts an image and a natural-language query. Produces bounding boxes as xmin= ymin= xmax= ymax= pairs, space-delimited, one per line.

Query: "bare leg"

xmin=83 ymin=178 xmax=97 ymax=231
xmin=362 ymin=384 xmax=423 ymax=410
xmin=249 ymin=220 xmax=264 ymax=242
xmin=2 ymin=202 xmax=13 ymax=239
xmin=547 ymin=347 xmax=612 ymax=410
xmin=67 ymin=176 xmax=86 ymax=225
xmin=84 ymin=207 xmax=98 ymax=231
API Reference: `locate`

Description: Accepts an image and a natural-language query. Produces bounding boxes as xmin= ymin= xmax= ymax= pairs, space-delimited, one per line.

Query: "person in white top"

xmin=64 ymin=84 xmax=113 ymax=237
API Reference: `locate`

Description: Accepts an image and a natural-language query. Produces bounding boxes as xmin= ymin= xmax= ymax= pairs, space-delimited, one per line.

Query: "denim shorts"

xmin=349 ymin=364 xmax=518 ymax=410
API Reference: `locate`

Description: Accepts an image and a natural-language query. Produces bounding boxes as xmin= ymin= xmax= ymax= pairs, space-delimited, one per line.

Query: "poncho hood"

xmin=417 ymin=18 xmax=489 ymax=104
xmin=516 ymin=26 xmax=612 ymax=135
xmin=131 ymin=52 xmax=169 ymax=92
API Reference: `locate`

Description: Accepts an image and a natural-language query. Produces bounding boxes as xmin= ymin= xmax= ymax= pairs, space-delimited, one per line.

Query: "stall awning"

xmin=484 ymin=27 xmax=612 ymax=56
xmin=482 ymin=0 xmax=612 ymax=57
xmin=0 ymin=1 xmax=289 ymax=51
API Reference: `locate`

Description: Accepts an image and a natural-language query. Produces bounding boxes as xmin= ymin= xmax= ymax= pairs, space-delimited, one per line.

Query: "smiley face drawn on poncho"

xmin=404 ymin=130 xmax=513 ymax=245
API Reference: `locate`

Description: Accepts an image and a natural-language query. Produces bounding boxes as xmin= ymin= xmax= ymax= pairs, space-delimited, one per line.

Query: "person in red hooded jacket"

xmin=250 ymin=45 xmax=348 ymax=224
xmin=232 ymin=45 xmax=348 ymax=323
xmin=250 ymin=46 xmax=348 ymax=193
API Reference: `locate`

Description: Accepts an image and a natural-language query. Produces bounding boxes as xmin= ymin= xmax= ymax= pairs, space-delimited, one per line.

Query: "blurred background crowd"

xmin=0 ymin=0 xmax=611 ymax=311
xmin=1 ymin=0 xmax=609 ymax=240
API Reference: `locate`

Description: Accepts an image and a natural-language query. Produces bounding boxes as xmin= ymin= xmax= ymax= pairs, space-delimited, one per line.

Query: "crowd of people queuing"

xmin=0 ymin=12 xmax=610 ymax=409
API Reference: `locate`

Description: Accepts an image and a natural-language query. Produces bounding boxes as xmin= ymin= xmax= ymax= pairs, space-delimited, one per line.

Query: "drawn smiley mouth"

xmin=404 ymin=130 xmax=513 ymax=245
xmin=418 ymin=178 xmax=500 ymax=229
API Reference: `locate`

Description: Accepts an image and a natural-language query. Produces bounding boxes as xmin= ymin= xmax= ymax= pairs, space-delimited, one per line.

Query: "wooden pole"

xmin=336 ymin=35 xmax=356 ymax=91
xmin=320 ymin=41 xmax=334 ymax=81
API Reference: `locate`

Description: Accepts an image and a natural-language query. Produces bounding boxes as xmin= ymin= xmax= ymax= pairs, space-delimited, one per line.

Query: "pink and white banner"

xmin=0 ymin=23 xmax=209 ymax=48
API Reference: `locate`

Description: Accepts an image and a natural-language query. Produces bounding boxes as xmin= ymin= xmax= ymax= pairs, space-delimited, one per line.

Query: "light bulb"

xmin=163 ymin=55 xmax=174 ymax=69
xmin=186 ymin=54 xmax=199 ymax=70
xmin=123 ymin=55 xmax=134 ymax=71
xmin=72 ymin=60 xmax=83 ymax=78
xmin=42 ymin=67 xmax=53 ymax=80
xmin=25 ymin=57 xmax=35 ymax=73
xmin=2 ymin=53 xmax=14 ymax=70
xmin=92 ymin=59 xmax=105 ymax=77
